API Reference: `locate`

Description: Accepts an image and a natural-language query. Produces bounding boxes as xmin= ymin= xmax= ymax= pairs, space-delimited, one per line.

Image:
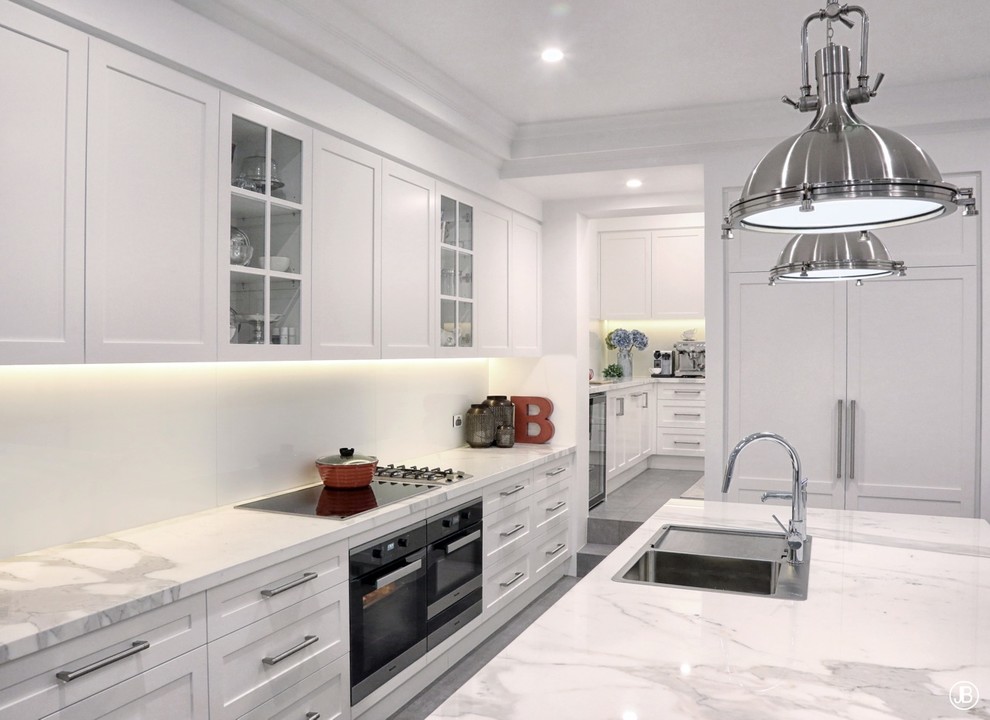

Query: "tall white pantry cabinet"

xmin=724 ymin=172 xmax=981 ymax=518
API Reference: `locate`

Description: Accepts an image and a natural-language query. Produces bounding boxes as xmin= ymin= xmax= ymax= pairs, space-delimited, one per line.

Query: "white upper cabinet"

xmin=86 ymin=41 xmax=219 ymax=363
xmin=651 ymin=227 xmax=704 ymax=319
xmin=220 ymin=95 xmax=311 ymax=361
xmin=472 ymin=196 xmax=513 ymax=357
xmin=312 ymin=133 xmax=382 ymax=360
xmin=0 ymin=5 xmax=86 ymax=364
xmin=437 ymin=189 xmax=476 ymax=356
xmin=509 ymin=213 xmax=542 ymax=356
xmin=600 ymin=231 xmax=652 ymax=319
xmin=724 ymin=171 xmax=980 ymax=273
xmin=381 ymin=161 xmax=436 ymax=358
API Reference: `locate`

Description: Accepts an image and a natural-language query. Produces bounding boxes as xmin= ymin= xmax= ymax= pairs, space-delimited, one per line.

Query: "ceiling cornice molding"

xmin=174 ymin=0 xmax=517 ymax=163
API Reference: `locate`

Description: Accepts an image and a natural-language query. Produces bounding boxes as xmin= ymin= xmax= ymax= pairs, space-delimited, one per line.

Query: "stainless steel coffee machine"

xmin=651 ymin=350 xmax=673 ymax=378
xmin=673 ymin=341 xmax=705 ymax=377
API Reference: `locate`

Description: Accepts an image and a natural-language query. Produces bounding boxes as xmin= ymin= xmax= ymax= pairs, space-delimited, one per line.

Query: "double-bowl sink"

xmin=614 ymin=524 xmax=812 ymax=600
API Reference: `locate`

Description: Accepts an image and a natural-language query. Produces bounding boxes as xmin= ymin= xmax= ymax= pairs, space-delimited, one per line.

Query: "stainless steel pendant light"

xmin=723 ymin=1 xmax=977 ymax=239
xmin=769 ymin=231 xmax=904 ymax=283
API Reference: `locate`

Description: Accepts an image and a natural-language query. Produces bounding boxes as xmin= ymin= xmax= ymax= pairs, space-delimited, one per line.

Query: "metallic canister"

xmin=465 ymin=404 xmax=495 ymax=448
xmin=484 ymin=395 xmax=515 ymax=431
xmin=494 ymin=424 xmax=515 ymax=448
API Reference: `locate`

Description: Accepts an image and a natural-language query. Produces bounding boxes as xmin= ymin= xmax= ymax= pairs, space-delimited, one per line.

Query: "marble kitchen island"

xmin=428 ymin=499 xmax=990 ymax=720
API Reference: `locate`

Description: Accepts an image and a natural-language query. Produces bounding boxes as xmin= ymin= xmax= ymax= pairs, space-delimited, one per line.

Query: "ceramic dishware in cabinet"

xmin=438 ymin=192 xmax=474 ymax=355
xmin=220 ymin=95 xmax=311 ymax=360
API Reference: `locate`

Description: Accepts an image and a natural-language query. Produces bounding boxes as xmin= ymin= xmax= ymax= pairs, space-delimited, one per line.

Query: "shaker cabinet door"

xmin=473 ymin=199 xmax=511 ymax=356
xmin=0 ymin=4 xmax=86 ymax=364
xmin=86 ymin=41 xmax=219 ymax=363
xmin=381 ymin=161 xmax=436 ymax=358
xmin=509 ymin=213 xmax=542 ymax=356
xmin=312 ymin=133 xmax=381 ymax=359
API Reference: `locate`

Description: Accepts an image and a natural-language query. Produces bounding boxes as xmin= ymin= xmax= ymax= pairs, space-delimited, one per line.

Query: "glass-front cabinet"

xmin=220 ymin=95 xmax=311 ymax=359
xmin=439 ymin=194 xmax=474 ymax=353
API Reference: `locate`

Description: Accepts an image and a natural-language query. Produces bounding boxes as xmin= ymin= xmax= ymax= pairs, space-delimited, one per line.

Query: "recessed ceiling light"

xmin=626 ymin=179 xmax=643 ymax=189
xmin=541 ymin=47 xmax=564 ymax=63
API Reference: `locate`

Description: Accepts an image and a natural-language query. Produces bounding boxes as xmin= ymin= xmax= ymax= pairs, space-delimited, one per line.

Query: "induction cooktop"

xmin=236 ymin=479 xmax=437 ymax=520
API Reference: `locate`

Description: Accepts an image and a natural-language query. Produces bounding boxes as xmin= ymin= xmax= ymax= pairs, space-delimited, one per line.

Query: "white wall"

xmin=0 ymin=360 xmax=489 ymax=558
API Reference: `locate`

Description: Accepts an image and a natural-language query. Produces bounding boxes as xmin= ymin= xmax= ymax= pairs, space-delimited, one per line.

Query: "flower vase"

xmin=617 ymin=348 xmax=633 ymax=378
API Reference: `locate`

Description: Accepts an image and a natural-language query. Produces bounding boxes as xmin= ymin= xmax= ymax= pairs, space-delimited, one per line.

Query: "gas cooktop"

xmin=374 ymin=464 xmax=473 ymax=484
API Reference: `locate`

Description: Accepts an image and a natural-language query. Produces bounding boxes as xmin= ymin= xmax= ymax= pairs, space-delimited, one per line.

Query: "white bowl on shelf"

xmin=258 ymin=256 xmax=290 ymax=272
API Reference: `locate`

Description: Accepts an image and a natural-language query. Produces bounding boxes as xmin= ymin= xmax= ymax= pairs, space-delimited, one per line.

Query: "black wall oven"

xmin=349 ymin=498 xmax=482 ymax=705
xmin=426 ymin=498 xmax=483 ymax=648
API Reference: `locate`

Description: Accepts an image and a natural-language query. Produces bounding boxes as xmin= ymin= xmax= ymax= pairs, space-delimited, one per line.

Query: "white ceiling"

xmin=178 ymin=0 xmax=990 ymax=200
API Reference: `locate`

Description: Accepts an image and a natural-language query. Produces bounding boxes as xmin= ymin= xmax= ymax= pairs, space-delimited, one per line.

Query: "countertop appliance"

xmin=652 ymin=350 xmax=674 ymax=378
xmin=350 ymin=520 xmax=429 ymax=705
xmin=349 ymin=498 xmax=483 ymax=705
xmin=673 ymin=341 xmax=706 ymax=377
xmin=589 ymin=393 xmax=606 ymax=508
xmin=426 ymin=499 xmax=483 ymax=648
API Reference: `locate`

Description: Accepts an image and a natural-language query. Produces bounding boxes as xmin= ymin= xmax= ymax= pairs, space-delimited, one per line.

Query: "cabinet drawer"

xmin=532 ymin=521 xmax=570 ymax=581
xmin=657 ymin=383 xmax=706 ymax=401
xmin=532 ymin=456 xmax=574 ymax=492
xmin=41 ymin=647 xmax=209 ymax=720
xmin=483 ymin=550 xmax=532 ymax=614
xmin=207 ymin=584 xmax=347 ymax=720
xmin=657 ymin=400 xmax=705 ymax=427
xmin=207 ymin=539 xmax=347 ymax=640
xmin=237 ymin=654 xmax=349 ymax=720
xmin=483 ymin=500 xmax=533 ymax=566
xmin=1 ymin=594 xmax=206 ymax=720
xmin=656 ymin=428 xmax=706 ymax=455
xmin=483 ymin=470 xmax=535 ymax=515
xmin=533 ymin=482 xmax=569 ymax=531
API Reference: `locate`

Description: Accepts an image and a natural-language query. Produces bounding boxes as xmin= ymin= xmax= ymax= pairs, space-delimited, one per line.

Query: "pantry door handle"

xmin=261 ymin=571 xmax=318 ymax=598
xmin=262 ymin=635 xmax=319 ymax=666
xmin=848 ymin=400 xmax=857 ymax=480
xmin=56 ymin=640 xmax=150 ymax=682
xmin=836 ymin=399 xmax=844 ymax=479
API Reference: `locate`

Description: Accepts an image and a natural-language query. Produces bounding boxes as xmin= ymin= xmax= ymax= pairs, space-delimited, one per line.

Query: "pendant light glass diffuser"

xmin=724 ymin=2 xmax=977 ymax=236
xmin=770 ymin=231 xmax=904 ymax=283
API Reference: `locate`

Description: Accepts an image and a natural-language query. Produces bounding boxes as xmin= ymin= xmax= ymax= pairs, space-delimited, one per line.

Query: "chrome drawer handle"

xmin=499 ymin=571 xmax=525 ymax=588
xmin=546 ymin=501 xmax=566 ymax=512
xmin=673 ymin=390 xmax=701 ymax=395
xmin=444 ymin=529 xmax=481 ymax=554
xmin=545 ymin=466 xmax=567 ymax=477
xmin=56 ymin=640 xmax=150 ymax=682
xmin=262 ymin=635 xmax=319 ymax=666
xmin=500 ymin=484 xmax=526 ymax=497
xmin=306 ymin=713 xmax=321 ymax=720
xmin=546 ymin=543 xmax=566 ymax=557
xmin=673 ymin=412 xmax=702 ymax=418
xmin=673 ymin=440 xmax=701 ymax=446
xmin=500 ymin=523 xmax=526 ymax=538
xmin=261 ymin=571 xmax=318 ymax=598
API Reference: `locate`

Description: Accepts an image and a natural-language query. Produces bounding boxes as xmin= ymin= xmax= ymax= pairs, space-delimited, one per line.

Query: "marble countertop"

xmin=429 ymin=500 xmax=990 ymax=719
xmin=0 ymin=443 xmax=574 ymax=664
xmin=589 ymin=376 xmax=705 ymax=394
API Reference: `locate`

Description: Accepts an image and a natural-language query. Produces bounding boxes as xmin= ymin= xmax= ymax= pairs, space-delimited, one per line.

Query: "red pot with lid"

xmin=315 ymin=448 xmax=378 ymax=488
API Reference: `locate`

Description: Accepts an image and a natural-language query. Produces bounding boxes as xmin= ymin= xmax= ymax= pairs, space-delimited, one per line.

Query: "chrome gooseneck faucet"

xmin=722 ymin=432 xmax=808 ymax=564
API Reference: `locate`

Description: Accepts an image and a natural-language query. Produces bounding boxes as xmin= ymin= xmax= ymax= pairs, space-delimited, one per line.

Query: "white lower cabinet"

xmin=0 ymin=595 xmax=207 ymax=720
xmin=655 ymin=380 xmax=706 ymax=459
xmin=207 ymin=583 xmax=348 ymax=720
xmin=238 ymin=653 xmax=349 ymax=720
xmin=605 ymin=386 xmax=654 ymax=481
xmin=41 ymin=647 xmax=209 ymax=720
xmin=532 ymin=520 xmax=569 ymax=581
xmin=483 ymin=546 xmax=533 ymax=614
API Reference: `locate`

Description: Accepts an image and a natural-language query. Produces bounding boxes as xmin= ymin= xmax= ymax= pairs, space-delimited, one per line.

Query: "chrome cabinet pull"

xmin=545 ymin=543 xmax=566 ymax=556
xmin=673 ymin=389 xmax=701 ymax=395
xmin=836 ymin=399 xmax=844 ymax=479
xmin=444 ymin=529 xmax=481 ymax=554
xmin=500 ymin=484 xmax=525 ymax=497
xmin=262 ymin=635 xmax=318 ymax=666
xmin=546 ymin=501 xmax=566 ymax=512
xmin=499 ymin=571 xmax=525 ymax=588
xmin=374 ymin=558 xmax=423 ymax=589
xmin=673 ymin=412 xmax=702 ymax=418
xmin=673 ymin=440 xmax=701 ymax=446
xmin=617 ymin=397 xmax=625 ymax=417
xmin=305 ymin=713 xmax=321 ymax=720
xmin=545 ymin=466 xmax=567 ymax=477
xmin=56 ymin=640 xmax=150 ymax=682
xmin=500 ymin=523 xmax=526 ymax=538
xmin=261 ymin=571 xmax=318 ymax=598
xmin=848 ymin=400 xmax=857 ymax=480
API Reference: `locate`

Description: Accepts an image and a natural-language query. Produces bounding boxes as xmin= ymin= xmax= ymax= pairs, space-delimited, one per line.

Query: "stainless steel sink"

xmin=613 ymin=524 xmax=812 ymax=600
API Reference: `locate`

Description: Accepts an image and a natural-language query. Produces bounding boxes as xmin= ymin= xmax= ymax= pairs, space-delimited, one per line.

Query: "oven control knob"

xmin=397 ymin=538 xmax=408 ymax=548
xmin=442 ymin=518 xmax=455 ymax=528
xmin=372 ymin=548 xmax=382 ymax=559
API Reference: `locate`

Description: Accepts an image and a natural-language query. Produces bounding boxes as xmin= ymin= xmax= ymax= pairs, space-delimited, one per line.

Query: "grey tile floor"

xmin=386 ymin=576 xmax=580 ymax=720
xmin=591 ymin=468 xmax=704 ymax=522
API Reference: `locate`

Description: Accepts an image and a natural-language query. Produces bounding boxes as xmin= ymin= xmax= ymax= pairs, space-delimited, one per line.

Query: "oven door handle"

xmin=443 ymin=529 xmax=481 ymax=555
xmin=374 ymin=557 xmax=424 ymax=590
